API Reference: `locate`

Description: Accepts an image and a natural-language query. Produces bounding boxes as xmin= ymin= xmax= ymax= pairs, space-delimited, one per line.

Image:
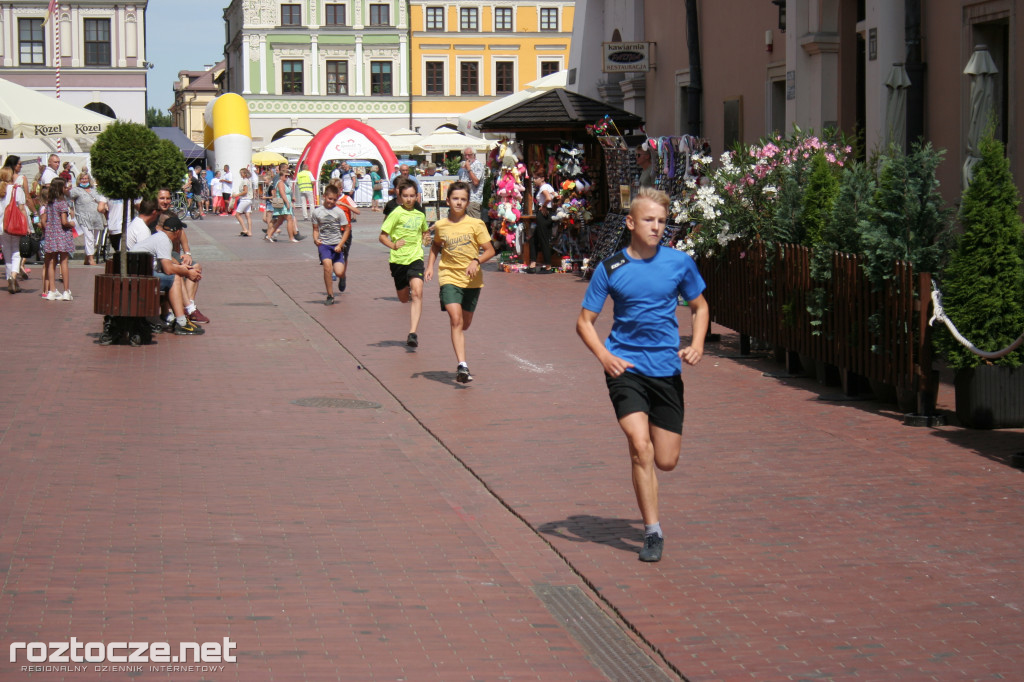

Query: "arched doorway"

xmin=84 ymin=102 xmax=116 ymax=119
xmin=297 ymin=119 xmax=398 ymax=198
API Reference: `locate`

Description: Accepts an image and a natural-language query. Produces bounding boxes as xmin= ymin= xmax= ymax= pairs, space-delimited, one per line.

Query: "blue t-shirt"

xmin=582 ymin=246 xmax=706 ymax=377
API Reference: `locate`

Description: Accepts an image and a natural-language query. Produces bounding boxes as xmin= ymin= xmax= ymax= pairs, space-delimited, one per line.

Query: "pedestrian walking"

xmin=42 ymin=178 xmax=75 ymax=301
xmin=234 ymin=167 xmax=254 ymax=236
xmin=575 ymin=187 xmax=710 ymax=562
xmin=369 ymin=164 xmax=383 ymax=212
xmin=68 ymin=170 xmax=107 ymax=265
xmin=379 ymin=179 xmax=429 ymax=347
xmin=295 ymin=163 xmax=316 ymax=219
xmin=425 ymin=181 xmax=495 ymax=383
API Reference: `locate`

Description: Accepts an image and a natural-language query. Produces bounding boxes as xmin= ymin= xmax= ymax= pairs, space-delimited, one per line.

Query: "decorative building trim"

xmin=247 ymin=98 xmax=409 ymax=115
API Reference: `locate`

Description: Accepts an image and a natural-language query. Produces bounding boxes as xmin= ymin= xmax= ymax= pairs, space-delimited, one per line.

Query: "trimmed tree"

xmin=936 ymin=133 xmax=1024 ymax=369
xmin=91 ymin=122 xmax=186 ymax=274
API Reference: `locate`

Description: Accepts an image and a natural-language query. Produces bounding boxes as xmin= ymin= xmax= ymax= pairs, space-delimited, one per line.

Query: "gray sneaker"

xmin=639 ymin=534 xmax=663 ymax=562
xmin=456 ymin=364 xmax=473 ymax=383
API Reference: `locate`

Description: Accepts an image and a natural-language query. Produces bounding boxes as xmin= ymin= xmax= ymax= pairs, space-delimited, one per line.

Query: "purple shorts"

xmin=318 ymin=242 xmax=346 ymax=264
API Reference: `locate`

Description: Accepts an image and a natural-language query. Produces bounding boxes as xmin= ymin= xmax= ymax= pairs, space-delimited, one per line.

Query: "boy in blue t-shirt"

xmin=576 ymin=187 xmax=710 ymax=563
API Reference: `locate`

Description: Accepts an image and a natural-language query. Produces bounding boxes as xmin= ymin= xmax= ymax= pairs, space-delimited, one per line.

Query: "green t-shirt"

xmin=381 ymin=206 xmax=428 ymax=265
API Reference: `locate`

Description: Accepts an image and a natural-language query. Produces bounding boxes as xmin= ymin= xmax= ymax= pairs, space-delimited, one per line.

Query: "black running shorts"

xmin=605 ymin=371 xmax=685 ymax=434
xmin=390 ymin=259 xmax=425 ymax=291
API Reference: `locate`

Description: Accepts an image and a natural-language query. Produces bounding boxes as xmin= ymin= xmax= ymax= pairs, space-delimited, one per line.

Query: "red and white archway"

xmin=296 ymin=119 xmax=397 ymax=194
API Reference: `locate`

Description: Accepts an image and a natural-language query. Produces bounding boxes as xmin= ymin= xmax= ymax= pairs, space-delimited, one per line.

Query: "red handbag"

xmin=4 ymin=189 xmax=29 ymax=237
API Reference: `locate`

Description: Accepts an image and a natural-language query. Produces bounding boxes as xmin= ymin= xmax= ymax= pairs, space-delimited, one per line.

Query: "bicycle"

xmin=171 ymin=191 xmax=202 ymax=220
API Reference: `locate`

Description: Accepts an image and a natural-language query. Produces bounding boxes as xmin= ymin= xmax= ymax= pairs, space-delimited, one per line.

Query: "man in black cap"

xmin=129 ymin=214 xmax=204 ymax=335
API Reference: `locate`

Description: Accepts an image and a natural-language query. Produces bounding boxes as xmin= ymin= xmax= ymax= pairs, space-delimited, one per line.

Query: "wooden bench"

xmin=94 ymin=252 xmax=162 ymax=345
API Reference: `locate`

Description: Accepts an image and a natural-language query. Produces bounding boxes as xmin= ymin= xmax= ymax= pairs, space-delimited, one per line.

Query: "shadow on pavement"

xmin=538 ymin=515 xmax=643 ymax=554
xmin=410 ymin=370 xmax=468 ymax=388
xmin=928 ymin=428 xmax=1024 ymax=468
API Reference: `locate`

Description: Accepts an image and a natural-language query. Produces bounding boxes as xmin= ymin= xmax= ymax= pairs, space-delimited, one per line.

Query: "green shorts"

xmin=439 ymin=283 xmax=482 ymax=313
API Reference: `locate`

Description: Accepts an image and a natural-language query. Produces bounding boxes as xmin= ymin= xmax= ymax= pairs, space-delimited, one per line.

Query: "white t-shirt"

xmin=106 ymin=199 xmax=124 ymax=235
xmin=40 ymin=167 xmax=59 ymax=186
xmin=211 ymin=178 xmax=223 ymax=196
xmin=125 ymin=215 xmax=153 ymax=250
xmin=130 ymin=231 xmax=173 ymax=273
xmin=221 ymin=171 xmax=233 ymax=194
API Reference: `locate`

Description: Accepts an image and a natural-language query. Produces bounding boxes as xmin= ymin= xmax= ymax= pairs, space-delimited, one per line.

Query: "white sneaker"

xmin=61 ymin=290 xmax=73 ymax=301
xmin=45 ymin=290 xmax=59 ymax=301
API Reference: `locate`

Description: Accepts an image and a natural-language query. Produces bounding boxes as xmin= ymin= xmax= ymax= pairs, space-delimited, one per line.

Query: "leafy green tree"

xmin=146 ymin=106 xmax=173 ymax=128
xmin=91 ymin=121 xmax=186 ymax=273
xmin=802 ymin=150 xmax=840 ymax=247
xmin=858 ymin=142 xmax=953 ymax=287
xmin=936 ymin=133 xmax=1024 ymax=369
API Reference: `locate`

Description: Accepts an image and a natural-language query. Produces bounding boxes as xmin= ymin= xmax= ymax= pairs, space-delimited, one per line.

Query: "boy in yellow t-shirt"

xmin=426 ymin=181 xmax=496 ymax=383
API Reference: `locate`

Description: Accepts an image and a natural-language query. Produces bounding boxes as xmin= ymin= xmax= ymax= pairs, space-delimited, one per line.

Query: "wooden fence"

xmin=698 ymin=241 xmax=935 ymax=400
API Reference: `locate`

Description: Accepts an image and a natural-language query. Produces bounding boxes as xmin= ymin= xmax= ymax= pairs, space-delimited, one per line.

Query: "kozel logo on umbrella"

xmin=34 ymin=124 xmax=63 ymax=136
xmin=76 ymin=124 xmax=102 ymax=135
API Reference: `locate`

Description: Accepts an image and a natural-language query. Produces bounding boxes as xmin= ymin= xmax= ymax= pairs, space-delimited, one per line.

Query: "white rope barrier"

xmin=929 ymin=278 xmax=1024 ymax=360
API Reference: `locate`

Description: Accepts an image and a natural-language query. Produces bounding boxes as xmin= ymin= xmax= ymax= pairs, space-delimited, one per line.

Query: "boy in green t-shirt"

xmin=426 ymin=181 xmax=495 ymax=383
xmin=379 ymin=179 xmax=430 ymax=347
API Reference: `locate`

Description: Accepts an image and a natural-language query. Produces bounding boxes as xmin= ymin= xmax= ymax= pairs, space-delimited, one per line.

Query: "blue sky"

xmin=146 ymin=1 xmax=229 ymax=112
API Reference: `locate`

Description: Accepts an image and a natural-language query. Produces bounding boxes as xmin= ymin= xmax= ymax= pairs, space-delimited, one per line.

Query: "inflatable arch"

xmin=297 ymin=119 xmax=398 ymax=192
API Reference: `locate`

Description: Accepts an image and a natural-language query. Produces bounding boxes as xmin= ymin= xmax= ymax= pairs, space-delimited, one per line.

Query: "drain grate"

xmin=291 ymin=397 xmax=382 ymax=409
xmin=533 ymin=584 xmax=676 ymax=682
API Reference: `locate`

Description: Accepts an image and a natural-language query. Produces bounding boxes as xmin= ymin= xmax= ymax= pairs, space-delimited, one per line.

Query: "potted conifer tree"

xmin=935 ymin=132 xmax=1024 ymax=428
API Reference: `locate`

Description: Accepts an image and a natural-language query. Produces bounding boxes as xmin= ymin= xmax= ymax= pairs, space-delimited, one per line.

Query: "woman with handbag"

xmin=68 ymin=170 xmax=107 ymax=266
xmin=42 ymin=178 xmax=75 ymax=301
xmin=4 ymin=155 xmax=36 ymax=278
xmin=0 ymin=166 xmax=28 ymax=293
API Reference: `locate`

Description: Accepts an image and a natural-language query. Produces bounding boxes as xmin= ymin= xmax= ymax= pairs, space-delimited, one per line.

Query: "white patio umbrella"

xmin=458 ymin=70 xmax=568 ymax=135
xmin=381 ymin=127 xmax=422 ymax=154
xmin=962 ymin=44 xmax=999 ymax=188
xmin=0 ymin=77 xmax=113 ymax=139
xmin=884 ymin=63 xmax=911 ymax=152
xmin=413 ymin=127 xmax=492 ymax=154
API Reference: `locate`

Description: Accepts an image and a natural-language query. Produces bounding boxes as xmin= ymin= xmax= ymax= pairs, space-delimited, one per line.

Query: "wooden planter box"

xmin=954 ymin=365 xmax=1024 ymax=429
xmin=93 ymin=274 xmax=161 ymax=318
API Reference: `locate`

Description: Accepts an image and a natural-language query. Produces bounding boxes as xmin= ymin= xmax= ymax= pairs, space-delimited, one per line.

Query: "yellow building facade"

xmin=410 ymin=1 xmax=573 ymax=126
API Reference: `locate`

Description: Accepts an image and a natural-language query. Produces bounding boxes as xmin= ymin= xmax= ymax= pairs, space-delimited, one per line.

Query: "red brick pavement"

xmin=1 ymin=211 xmax=1022 ymax=681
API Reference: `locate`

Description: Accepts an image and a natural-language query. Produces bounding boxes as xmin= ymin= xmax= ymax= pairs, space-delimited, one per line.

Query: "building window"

xmin=326 ymin=60 xmax=348 ymax=95
xmin=18 ymin=18 xmax=45 ymax=66
xmin=282 ymin=60 xmax=303 ymax=94
xmin=495 ymin=61 xmax=514 ymax=95
xmin=460 ymin=7 xmax=478 ymax=31
xmin=540 ymin=61 xmax=560 ymax=77
xmin=371 ymin=61 xmax=392 ymax=95
xmin=369 ymin=4 xmax=390 ymax=26
xmin=325 ymin=4 xmax=346 ymax=26
xmin=425 ymin=61 xmax=445 ymax=96
xmin=494 ymin=7 xmax=513 ymax=31
xmin=425 ymin=6 xmax=444 ymax=31
xmin=540 ymin=8 xmax=558 ymax=31
xmin=460 ymin=62 xmax=479 ymax=95
xmin=281 ymin=4 xmax=302 ymax=26
xmin=83 ymin=18 xmax=111 ymax=67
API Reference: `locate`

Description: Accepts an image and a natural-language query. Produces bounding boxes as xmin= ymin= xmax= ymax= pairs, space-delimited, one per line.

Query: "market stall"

xmin=474 ymin=89 xmax=642 ymax=274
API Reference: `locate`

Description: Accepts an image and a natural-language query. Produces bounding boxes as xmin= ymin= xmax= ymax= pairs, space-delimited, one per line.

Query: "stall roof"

xmin=475 ymin=88 xmax=643 ymax=132
xmin=151 ymin=126 xmax=206 ymax=162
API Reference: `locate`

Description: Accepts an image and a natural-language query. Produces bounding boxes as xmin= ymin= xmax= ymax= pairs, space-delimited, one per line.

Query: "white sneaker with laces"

xmin=61 ymin=290 xmax=73 ymax=301
xmin=45 ymin=290 xmax=59 ymax=301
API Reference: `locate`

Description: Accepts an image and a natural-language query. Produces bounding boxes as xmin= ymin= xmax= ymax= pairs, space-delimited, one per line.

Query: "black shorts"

xmin=605 ymin=372 xmax=684 ymax=434
xmin=390 ymin=259 xmax=424 ymax=291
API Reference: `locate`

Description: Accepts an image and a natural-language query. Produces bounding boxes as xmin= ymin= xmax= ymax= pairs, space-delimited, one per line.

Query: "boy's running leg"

xmin=619 ymin=413 xmax=681 ymax=561
xmin=408 ymin=277 xmax=423 ymax=335
xmin=445 ymin=303 xmax=470 ymax=364
xmin=334 ymin=260 xmax=347 ymax=292
xmin=322 ymin=259 xmax=335 ymax=298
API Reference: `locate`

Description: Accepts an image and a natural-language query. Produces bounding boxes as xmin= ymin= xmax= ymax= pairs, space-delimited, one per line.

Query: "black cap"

xmin=162 ymin=215 xmax=186 ymax=232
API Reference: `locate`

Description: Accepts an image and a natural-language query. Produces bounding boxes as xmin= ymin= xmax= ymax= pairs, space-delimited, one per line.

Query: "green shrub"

xmin=936 ymin=133 xmax=1024 ymax=369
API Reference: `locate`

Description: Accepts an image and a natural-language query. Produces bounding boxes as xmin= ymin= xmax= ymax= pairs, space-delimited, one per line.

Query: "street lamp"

xmin=771 ymin=0 xmax=786 ymax=33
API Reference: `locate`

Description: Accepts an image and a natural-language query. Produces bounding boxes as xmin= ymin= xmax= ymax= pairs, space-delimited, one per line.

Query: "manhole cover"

xmin=291 ymin=397 xmax=381 ymax=409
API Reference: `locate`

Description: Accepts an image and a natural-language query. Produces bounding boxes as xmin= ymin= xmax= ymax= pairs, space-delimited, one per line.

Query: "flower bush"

xmin=673 ymin=129 xmax=851 ymax=257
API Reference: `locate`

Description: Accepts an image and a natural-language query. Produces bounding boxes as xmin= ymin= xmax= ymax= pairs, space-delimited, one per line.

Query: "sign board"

xmin=602 ymin=42 xmax=653 ymax=73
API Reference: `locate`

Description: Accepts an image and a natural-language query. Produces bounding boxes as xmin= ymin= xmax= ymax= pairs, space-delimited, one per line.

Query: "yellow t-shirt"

xmin=433 ymin=216 xmax=490 ymax=288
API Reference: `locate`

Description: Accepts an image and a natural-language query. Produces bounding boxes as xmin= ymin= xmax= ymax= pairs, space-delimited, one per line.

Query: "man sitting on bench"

xmin=130 ymin=214 xmax=204 ymax=336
